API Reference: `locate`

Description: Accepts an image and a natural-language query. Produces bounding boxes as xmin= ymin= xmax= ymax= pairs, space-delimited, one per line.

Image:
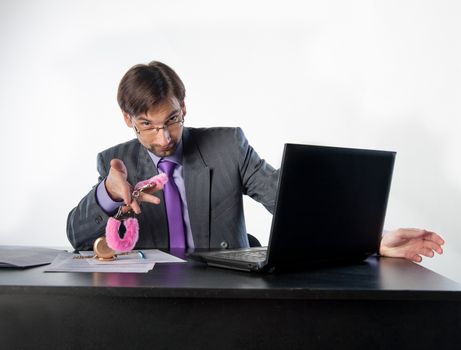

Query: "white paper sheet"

xmin=44 ymin=249 xmax=185 ymax=273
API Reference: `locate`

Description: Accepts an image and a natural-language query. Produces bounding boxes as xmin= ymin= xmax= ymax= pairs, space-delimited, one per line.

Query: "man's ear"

xmin=123 ymin=112 xmax=133 ymax=128
xmin=181 ymin=101 xmax=187 ymax=119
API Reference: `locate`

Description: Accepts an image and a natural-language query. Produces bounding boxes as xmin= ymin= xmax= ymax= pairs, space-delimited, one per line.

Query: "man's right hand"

xmin=105 ymin=159 xmax=161 ymax=214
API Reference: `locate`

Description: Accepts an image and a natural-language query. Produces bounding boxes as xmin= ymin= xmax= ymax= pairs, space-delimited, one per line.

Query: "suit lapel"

xmin=136 ymin=144 xmax=169 ymax=247
xmin=182 ymin=128 xmax=211 ymax=248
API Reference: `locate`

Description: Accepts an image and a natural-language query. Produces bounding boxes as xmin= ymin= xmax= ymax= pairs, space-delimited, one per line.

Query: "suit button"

xmin=220 ymin=241 xmax=229 ymax=249
xmin=95 ymin=215 xmax=103 ymax=224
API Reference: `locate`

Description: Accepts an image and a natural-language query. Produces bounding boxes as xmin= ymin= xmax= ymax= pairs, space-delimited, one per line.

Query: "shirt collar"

xmin=147 ymin=139 xmax=183 ymax=168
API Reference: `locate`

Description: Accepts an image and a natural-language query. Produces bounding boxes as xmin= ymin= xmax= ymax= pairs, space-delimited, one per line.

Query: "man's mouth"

xmin=155 ymin=142 xmax=175 ymax=152
xmin=158 ymin=145 xmax=173 ymax=152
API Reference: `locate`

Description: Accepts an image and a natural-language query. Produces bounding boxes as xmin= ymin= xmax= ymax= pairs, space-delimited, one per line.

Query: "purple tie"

xmin=158 ymin=160 xmax=186 ymax=248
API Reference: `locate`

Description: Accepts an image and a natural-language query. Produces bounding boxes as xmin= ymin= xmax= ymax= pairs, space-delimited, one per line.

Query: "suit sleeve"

xmin=235 ymin=128 xmax=279 ymax=214
xmin=66 ymin=153 xmax=112 ymax=250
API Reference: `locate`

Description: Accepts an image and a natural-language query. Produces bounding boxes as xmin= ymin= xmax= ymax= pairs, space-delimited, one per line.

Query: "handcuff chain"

xmin=113 ymin=184 xmax=149 ymax=220
xmin=72 ymin=251 xmax=136 ymax=260
xmin=114 ymin=205 xmax=134 ymax=220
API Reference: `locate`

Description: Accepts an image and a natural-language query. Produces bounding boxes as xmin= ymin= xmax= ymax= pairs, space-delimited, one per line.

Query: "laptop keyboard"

xmin=209 ymin=249 xmax=267 ymax=263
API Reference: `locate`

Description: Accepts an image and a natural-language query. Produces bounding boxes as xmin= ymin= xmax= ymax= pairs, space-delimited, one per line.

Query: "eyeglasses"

xmin=131 ymin=111 xmax=184 ymax=137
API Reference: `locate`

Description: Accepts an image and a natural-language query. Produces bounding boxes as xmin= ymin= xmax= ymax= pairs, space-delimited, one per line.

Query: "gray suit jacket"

xmin=67 ymin=127 xmax=279 ymax=250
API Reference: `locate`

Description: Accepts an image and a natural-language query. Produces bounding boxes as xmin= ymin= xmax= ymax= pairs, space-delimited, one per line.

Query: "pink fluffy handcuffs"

xmin=105 ymin=173 xmax=168 ymax=252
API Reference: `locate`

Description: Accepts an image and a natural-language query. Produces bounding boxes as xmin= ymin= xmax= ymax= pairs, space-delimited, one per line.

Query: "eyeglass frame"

xmin=130 ymin=110 xmax=184 ymax=137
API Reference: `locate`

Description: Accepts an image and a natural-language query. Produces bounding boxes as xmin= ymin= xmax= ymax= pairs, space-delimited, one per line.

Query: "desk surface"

xmin=2 ymin=252 xmax=461 ymax=350
xmin=1 ymin=252 xmax=460 ymax=300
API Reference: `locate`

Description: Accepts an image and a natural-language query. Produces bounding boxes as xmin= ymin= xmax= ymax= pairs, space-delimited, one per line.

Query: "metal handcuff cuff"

xmin=92 ymin=173 xmax=169 ymax=261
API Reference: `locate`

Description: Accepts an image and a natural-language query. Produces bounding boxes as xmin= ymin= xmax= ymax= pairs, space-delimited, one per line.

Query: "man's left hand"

xmin=379 ymin=228 xmax=445 ymax=262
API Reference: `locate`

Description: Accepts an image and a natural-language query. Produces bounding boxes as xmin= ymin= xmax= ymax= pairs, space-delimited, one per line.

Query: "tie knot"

xmin=158 ymin=160 xmax=176 ymax=177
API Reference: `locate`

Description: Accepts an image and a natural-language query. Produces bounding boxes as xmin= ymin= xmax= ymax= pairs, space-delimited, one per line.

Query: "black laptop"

xmin=189 ymin=143 xmax=396 ymax=272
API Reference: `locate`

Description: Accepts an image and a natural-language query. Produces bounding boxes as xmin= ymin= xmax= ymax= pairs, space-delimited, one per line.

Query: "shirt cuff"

xmin=95 ymin=179 xmax=123 ymax=215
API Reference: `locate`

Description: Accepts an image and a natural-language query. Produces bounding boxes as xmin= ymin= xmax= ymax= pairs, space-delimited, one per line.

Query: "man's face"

xmin=123 ymin=96 xmax=186 ymax=157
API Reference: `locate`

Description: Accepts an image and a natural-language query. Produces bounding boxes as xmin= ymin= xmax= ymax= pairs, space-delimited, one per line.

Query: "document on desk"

xmin=44 ymin=249 xmax=185 ymax=273
xmin=0 ymin=246 xmax=63 ymax=268
xmin=80 ymin=249 xmax=185 ymax=264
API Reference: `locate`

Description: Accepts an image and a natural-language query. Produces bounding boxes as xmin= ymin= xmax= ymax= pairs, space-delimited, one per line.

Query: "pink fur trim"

xmin=134 ymin=173 xmax=168 ymax=191
xmin=104 ymin=174 xmax=167 ymax=252
xmin=105 ymin=217 xmax=139 ymax=252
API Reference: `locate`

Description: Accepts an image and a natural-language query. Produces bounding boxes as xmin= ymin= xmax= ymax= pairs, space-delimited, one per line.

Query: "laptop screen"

xmin=267 ymin=144 xmax=395 ymax=266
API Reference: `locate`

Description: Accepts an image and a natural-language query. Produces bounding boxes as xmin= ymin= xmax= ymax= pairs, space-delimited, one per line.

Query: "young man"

xmin=67 ymin=61 xmax=444 ymax=262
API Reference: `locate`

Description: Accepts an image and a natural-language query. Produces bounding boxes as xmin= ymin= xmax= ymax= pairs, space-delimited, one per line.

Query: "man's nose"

xmin=156 ymin=128 xmax=171 ymax=146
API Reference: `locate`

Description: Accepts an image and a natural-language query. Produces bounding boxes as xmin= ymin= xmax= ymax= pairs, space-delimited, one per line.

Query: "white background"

xmin=1 ymin=0 xmax=460 ymax=282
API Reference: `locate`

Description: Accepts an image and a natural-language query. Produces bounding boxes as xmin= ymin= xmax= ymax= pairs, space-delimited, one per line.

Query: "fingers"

xmin=126 ymin=192 xmax=161 ymax=215
xmin=135 ymin=183 xmax=161 ymax=195
xmin=382 ymin=228 xmax=445 ymax=263
xmin=398 ymin=228 xmax=445 ymax=245
xmin=121 ymin=184 xmax=132 ymax=207
xmin=110 ymin=158 xmax=128 ymax=174
xmin=419 ymin=247 xmax=435 ymax=258
xmin=407 ymin=246 xmax=439 ymax=263
xmin=107 ymin=159 xmax=162 ymax=215
xmin=397 ymin=228 xmax=427 ymax=239
xmin=106 ymin=159 xmax=131 ymax=202
xmin=423 ymin=240 xmax=444 ymax=255
xmin=423 ymin=231 xmax=445 ymax=246
xmin=137 ymin=192 xmax=161 ymax=205
xmin=143 ymin=184 xmax=162 ymax=194
xmin=410 ymin=254 xmax=423 ymax=263
xmin=130 ymin=199 xmax=141 ymax=215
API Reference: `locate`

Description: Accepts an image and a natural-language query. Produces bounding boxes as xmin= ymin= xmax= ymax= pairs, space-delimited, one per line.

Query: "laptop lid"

xmin=266 ymin=144 xmax=395 ymax=269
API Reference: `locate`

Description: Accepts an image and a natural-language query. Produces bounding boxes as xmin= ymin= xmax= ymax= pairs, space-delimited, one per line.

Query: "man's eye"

xmin=141 ymin=121 xmax=151 ymax=126
xmin=168 ymin=115 xmax=179 ymax=124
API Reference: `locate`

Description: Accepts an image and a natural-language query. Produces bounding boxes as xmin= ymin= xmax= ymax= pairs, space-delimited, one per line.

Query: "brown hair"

xmin=117 ymin=61 xmax=186 ymax=116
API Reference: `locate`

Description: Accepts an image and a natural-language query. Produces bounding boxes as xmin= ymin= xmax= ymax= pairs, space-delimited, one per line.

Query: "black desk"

xmin=1 ymin=252 xmax=460 ymax=350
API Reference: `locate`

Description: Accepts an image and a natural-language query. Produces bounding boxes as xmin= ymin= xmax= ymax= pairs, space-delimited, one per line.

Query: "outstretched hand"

xmin=105 ymin=159 xmax=161 ymax=214
xmin=379 ymin=228 xmax=445 ymax=262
